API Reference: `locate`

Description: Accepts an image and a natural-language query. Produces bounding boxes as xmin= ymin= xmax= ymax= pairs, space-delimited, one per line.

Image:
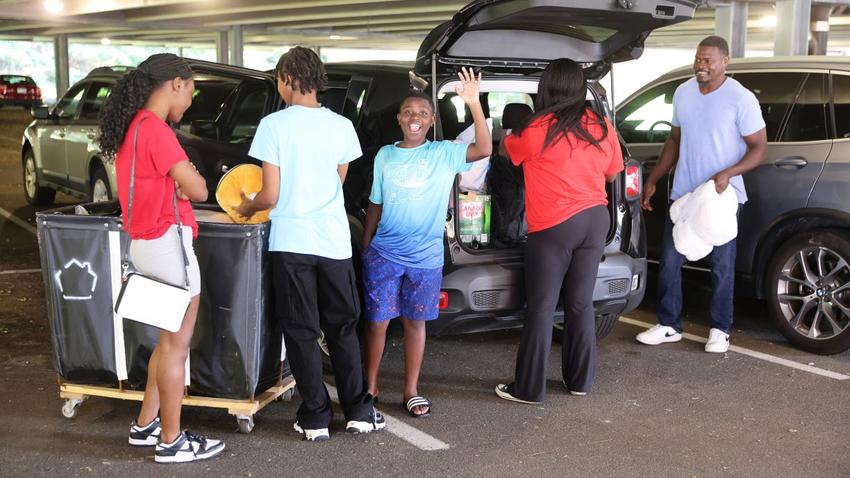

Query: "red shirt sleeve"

xmin=604 ymin=118 xmax=625 ymax=176
xmin=503 ymin=132 xmax=529 ymax=166
xmin=504 ymin=119 xmax=545 ymax=166
xmin=146 ymin=121 xmax=189 ymax=176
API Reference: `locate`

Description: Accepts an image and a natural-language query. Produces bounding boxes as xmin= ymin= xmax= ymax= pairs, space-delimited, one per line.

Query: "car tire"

xmin=22 ymin=149 xmax=56 ymax=206
xmin=553 ymin=313 xmax=619 ymax=342
xmin=766 ymin=230 xmax=850 ymax=355
xmin=90 ymin=165 xmax=112 ymax=202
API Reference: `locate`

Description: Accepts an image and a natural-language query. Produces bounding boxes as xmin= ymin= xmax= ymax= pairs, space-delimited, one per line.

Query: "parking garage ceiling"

xmin=0 ymin=0 xmax=849 ymax=51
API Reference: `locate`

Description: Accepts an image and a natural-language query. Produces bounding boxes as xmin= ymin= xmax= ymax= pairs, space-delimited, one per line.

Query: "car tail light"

xmin=438 ymin=291 xmax=449 ymax=310
xmin=0 ymin=85 xmax=6 ymax=97
xmin=625 ymin=164 xmax=641 ymax=200
xmin=35 ymin=87 xmax=41 ymax=97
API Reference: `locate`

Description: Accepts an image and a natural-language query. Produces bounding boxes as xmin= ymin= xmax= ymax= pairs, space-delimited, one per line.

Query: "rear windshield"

xmin=1 ymin=75 xmax=35 ymax=86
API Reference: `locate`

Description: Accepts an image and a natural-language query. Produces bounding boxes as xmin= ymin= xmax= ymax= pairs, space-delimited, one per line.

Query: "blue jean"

xmin=656 ymin=205 xmax=741 ymax=333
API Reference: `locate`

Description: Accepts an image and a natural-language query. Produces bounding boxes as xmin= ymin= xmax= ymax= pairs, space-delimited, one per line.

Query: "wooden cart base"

xmin=59 ymin=375 xmax=296 ymax=434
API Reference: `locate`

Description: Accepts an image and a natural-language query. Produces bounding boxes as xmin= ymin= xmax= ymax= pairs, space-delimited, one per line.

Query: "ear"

xmin=171 ymin=76 xmax=184 ymax=91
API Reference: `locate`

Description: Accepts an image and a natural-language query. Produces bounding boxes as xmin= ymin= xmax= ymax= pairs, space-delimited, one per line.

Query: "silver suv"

xmin=616 ymin=56 xmax=850 ymax=354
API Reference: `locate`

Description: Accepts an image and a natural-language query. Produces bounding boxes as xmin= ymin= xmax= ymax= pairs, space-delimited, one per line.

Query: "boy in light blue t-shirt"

xmin=361 ymin=67 xmax=491 ymax=418
xmin=237 ymin=47 xmax=383 ymax=441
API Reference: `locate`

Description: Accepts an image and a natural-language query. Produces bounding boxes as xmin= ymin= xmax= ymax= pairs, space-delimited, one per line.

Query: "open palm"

xmin=454 ymin=66 xmax=481 ymax=104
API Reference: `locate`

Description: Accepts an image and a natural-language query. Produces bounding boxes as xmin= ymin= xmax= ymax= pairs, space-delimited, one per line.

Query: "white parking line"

xmin=0 ymin=268 xmax=41 ymax=275
xmin=0 ymin=206 xmax=38 ymax=236
xmin=325 ymin=383 xmax=450 ymax=451
xmin=620 ymin=316 xmax=850 ymax=381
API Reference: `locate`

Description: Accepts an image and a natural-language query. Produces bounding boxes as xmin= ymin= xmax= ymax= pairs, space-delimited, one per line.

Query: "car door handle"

xmin=774 ymin=156 xmax=808 ymax=170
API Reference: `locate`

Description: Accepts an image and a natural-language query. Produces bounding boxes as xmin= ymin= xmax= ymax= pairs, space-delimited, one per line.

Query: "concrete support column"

xmin=228 ymin=25 xmax=243 ymax=67
xmin=216 ymin=30 xmax=228 ymax=64
xmin=774 ymin=0 xmax=812 ymax=56
xmin=714 ymin=1 xmax=748 ymax=57
xmin=53 ymin=34 xmax=69 ymax=98
xmin=809 ymin=5 xmax=833 ymax=55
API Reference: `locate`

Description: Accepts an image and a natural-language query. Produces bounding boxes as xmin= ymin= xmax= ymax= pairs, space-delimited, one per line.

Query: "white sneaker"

xmin=636 ymin=324 xmax=682 ymax=345
xmin=705 ymin=328 xmax=730 ymax=353
xmin=345 ymin=410 xmax=386 ymax=434
xmin=293 ymin=422 xmax=330 ymax=442
xmin=154 ymin=431 xmax=224 ymax=463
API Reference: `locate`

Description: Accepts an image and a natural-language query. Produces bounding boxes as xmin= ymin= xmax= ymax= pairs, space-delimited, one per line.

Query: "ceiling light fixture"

xmin=329 ymin=35 xmax=342 ymax=40
xmin=43 ymin=0 xmax=64 ymax=13
xmin=100 ymin=37 xmax=111 ymax=45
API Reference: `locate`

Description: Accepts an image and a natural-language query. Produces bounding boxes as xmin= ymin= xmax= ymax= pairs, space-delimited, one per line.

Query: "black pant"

xmin=513 ymin=206 xmax=608 ymax=402
xmin=271 ymin=252 xmax=372 ymax=429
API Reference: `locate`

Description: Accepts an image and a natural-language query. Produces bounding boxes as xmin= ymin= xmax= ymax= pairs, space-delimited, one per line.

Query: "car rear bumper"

xmin=427 ymin=252 xmax=647 ymax=335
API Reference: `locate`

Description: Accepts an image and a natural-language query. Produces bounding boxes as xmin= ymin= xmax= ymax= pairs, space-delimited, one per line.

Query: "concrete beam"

xmin=229 ymin=26 xmax=244 ymax=67
xmin=714 ymin=1 xmax=748 ymax=57
xmin=809 ymin=5 xmax=834 ymax=54
xmin=53 ymin=34 xmax=69 ymax=98
xmin=216 ymin=30 xmax=228 ymax=64
xmin=775 ymin=0 xmax=812 ymax=56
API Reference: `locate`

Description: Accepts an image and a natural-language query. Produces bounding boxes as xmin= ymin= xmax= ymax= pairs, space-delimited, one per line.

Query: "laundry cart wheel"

xmin=61 ymin=398 xmax=83 ymax=419
xmin=236 ymin=415 xmax=255 ymax=434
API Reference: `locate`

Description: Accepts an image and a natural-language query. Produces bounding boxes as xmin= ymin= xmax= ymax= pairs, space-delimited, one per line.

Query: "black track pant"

xmin=513 ymin=206 xmax=608 ymax=403
xmin=271 ymin=252 xmax=373 ymax=429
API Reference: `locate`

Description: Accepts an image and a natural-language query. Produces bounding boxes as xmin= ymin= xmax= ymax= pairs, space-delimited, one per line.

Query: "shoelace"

xmin=183 ymin=430 xmax=208 ymax=456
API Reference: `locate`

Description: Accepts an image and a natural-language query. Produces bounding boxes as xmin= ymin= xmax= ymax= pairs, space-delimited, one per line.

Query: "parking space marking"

xmin=0 ymin=268 xmax=41 ymax=275
xmin=620 ymin=316 xmax=850 ymax=381
xmin=0 ymin=206 xmax=38 ymax=236
xmin=326 ymin=383 xmax=450 ymax=451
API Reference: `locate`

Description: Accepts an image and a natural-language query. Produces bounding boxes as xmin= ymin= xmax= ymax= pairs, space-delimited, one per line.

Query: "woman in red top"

xmin=495 ymin=58 xmax=624 ymax=404
xmin=99 ymin=54 xmax=224 ymax=463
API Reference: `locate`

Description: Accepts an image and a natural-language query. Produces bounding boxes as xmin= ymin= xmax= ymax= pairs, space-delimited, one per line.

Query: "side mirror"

xmin=31 ymin=105 xmax=50 ymax=120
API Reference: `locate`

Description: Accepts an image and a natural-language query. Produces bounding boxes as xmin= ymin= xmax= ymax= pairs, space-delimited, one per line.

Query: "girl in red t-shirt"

xmin=99 ymin=54 xmax=223 ymax=463
xmin=495 ymin=58 xmax=624 ymax=405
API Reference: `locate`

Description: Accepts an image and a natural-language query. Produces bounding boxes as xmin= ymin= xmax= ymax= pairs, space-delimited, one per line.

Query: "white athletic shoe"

xmin=705 ymin=328 xmax=730 ymax=353
xmin=636 ymin=324 xmax=682 ymax=345
xmin=154 ymin=431 xmax=224 ymax=463
xmin=293 ymin=422 xmax=330 ymax=442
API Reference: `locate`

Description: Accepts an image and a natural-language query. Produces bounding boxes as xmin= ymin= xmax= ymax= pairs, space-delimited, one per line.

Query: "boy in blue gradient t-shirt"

xmin=361 ymin=67 xmax=491 ymax=418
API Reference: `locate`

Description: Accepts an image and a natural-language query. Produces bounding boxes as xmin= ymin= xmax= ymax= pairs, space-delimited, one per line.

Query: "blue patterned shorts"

xmin=362 ymin=245 xmax=443 ymax=323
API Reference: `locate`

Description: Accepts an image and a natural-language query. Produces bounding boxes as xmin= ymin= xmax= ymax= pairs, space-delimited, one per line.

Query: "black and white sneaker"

xmin=128 ymin=417 xmax=161 ymax=447
xmin=346 ymin=409 xmax=386 ymax=434
xmin=293 ymin=422 xmax=330 ymax=442
xmin=154 ymin=431 xmax=225 ymax=464
xmin=495 ymin=383 xmax=542 ymax=404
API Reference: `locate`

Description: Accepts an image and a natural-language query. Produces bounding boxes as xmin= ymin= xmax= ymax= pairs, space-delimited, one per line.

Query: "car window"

xmin=781 ymin=73 xmax=829 ymax=142
xmin=318 ymin=86 xmax=347 ymax=114
xmin=79 ymin=82 xmax=112 ymax=120
xmin=54 ymin=84 xmax=87 ymax=119
xmin=732 ymin=72 xmax=804 ymax=142
xmin=342 ymin=79 xmax=370 ymax=123
xmin=175 ymin=74 xmax=241 ymax=140
xmin=832 ymin=74 xmax=850 ymax=139
xmin=1 ymin=75 xmax=35 ymax=85
xmin=487 ymin=92 xmax=534 ymax=130
xmin=616 ymin=79 xmax=684 ymax=144
xmin=219 ymin=80 xmax=269 ymax=144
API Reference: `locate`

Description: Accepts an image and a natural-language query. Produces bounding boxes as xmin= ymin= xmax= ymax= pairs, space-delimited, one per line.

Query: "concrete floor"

xmin=1 ymin=108 xmax=849 ymax=477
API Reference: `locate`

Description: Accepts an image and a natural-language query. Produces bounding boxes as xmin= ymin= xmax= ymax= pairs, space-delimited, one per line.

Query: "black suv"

xmin=22 ymin=0 xmax=701 ymax=339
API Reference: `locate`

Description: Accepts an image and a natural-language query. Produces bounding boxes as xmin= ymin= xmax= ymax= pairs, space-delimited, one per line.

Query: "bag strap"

xmin=123 ymin=115 xmax=190 ymax=289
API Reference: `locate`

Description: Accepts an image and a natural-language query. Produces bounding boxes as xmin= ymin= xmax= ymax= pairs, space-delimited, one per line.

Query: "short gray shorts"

xmin=129 ymin=225 xmax=201 ymax=296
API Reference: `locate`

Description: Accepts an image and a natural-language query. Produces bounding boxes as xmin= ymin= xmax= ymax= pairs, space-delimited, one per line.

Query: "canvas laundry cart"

xmin=37 ymin=202 xmax=292 ymax=433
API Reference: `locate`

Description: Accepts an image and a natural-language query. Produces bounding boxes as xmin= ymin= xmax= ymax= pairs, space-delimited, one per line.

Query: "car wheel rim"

xmin=92 ymin=179 xmax=109 ymax=202
xmin=24 ymin=157 xmax=37 ymax=198
xmin=776 ymin=245 xmax=850 ymax=341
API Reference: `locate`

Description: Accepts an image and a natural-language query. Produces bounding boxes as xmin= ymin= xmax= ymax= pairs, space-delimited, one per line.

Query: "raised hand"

xmin=454 ymin=67 xmax=481 ymax=106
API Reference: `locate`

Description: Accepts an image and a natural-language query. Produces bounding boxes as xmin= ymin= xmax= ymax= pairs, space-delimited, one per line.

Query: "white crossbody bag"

xmin=114 ymin=117 xmax=192 ymax=333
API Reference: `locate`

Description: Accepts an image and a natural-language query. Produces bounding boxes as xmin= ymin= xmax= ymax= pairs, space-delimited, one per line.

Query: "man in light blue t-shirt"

xmin=636 ymin=36 xmax=768 ymax=353
xmin=361 ymin=68 xmax=491 ymax=418
xmin=236 ymin=47 xmax=383 ymax=441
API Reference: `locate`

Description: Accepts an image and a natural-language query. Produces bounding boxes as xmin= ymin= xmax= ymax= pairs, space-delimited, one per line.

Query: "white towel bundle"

xmin=670 ymin=179 xmax=739 ymax=261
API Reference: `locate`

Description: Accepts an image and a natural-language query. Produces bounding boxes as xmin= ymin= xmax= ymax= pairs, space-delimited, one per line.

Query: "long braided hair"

xmin=98 ymin=53 xmax=192 ymax=158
